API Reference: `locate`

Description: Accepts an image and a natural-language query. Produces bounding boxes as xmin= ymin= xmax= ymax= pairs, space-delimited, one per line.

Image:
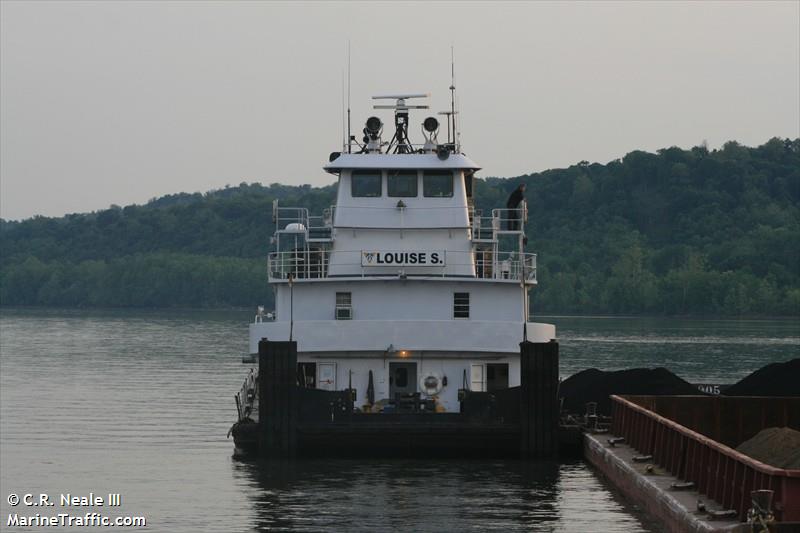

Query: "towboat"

xmin=231 ymin=88 xmax=556 ymax=457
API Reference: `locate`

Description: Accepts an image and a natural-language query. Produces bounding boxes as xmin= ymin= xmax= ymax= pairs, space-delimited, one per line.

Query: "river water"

xmin=1 ymin=309 xmax=797 ymax=532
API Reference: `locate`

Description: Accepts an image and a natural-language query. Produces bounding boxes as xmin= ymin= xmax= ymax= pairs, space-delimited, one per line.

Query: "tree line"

xmin=1 ymin=138 xmax=798 ymax=315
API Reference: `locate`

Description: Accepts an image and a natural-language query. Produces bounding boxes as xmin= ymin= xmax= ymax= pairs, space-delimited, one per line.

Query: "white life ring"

xmin=419 ymin=372 xmax=443 ymax=396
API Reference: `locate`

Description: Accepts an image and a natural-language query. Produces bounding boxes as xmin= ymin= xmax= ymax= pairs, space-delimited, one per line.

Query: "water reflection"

xmin=233 ymin=458 xmax=653 ymax=532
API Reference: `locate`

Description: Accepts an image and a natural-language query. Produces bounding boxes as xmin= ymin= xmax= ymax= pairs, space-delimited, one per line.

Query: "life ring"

xmin=419 ymin=372 xmax=444 ymax=396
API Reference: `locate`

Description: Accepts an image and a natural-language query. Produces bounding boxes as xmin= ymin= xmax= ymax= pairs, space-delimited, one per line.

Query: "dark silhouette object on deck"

xmin=505 ymin=184 xmax=526 ymax=231
xmin=367 ymin=370 xmax=375 ymax=405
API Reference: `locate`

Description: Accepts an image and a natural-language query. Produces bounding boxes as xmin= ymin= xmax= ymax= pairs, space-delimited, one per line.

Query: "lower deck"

xmin=294 ymin=354 xmax=517 ymax=413
xmin=233 ymin=339 xmax=562 ymax=459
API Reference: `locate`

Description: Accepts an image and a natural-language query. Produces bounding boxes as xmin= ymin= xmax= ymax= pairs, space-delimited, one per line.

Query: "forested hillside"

xmin=1 ymin=138 xmax=798 ymax=315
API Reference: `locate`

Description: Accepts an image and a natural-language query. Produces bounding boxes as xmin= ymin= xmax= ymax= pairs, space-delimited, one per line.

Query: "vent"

xmin=335 ymin=306 xmax=353 ymax=320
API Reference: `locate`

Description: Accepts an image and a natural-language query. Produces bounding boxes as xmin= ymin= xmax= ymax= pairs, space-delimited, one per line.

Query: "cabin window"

xmin=335 ymin=292 xmax=352 ymax=320
xmin=388 ymin=170 xmax=418 ymax=197
xmin=423 ymin=170 xmax=454 ymax=197
xmin=394 ymin=367 xmax=409 ymax=387
xmin=453 ymin=292 xmax=470 ymax=319
xmin=351 ymin=170 xmax=382 ymax=197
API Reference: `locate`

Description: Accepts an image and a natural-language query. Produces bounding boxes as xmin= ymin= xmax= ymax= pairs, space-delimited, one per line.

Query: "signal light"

xmin=423 ymin=117 xmax=439 ymax=133
xmin=365 ymin=116 xmax=382 ymax=135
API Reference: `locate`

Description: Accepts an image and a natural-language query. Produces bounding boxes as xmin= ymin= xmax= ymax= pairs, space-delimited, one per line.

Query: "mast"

xmin=347 ymin=41 xmax=352 ymax=153
xmin=450 ymin=46 xmax=456 ymax=151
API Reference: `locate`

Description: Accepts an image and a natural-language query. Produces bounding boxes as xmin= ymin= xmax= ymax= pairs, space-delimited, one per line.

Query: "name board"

xmin=361 ymin=250 xmax=446 ymax=267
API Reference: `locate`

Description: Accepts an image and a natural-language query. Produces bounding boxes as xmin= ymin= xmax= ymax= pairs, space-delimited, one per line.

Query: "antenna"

xmin=450 ymin=46 xmax=459 ymax=152
xmin=341 ymin=70 xmax=346 ymax=152
xmin=372 ymin=94 xmax=429 ymax=153
xmin=347 ymin=41 xmax=352 ymax=154
xmin=437 ymin=47 xmax=459 ymax=151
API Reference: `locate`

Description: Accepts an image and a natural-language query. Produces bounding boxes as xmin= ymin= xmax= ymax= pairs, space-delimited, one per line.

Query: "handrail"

xmin=611 ymin=395 xmax=800 ymax=522
xmin=267 ymin=250 xmax=537 ymax=282
xmin=236 ymin=369 xmax=258 ymax=422
xmin=274 ymin=204 xmax=530 ymax=243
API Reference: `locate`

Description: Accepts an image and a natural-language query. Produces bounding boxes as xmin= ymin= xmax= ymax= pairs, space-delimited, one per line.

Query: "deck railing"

xmin=275 ymin=204 xmax=527 ymax=242
xmin=274 ymin=206 xmax=334 ymax=241
xmin=267 ymin=250 xmax=537 ymax=282
xmin=235 ymin=369 xmax=258 ymax=422
xmin=611 ymin=395 xmax=800 ymax=522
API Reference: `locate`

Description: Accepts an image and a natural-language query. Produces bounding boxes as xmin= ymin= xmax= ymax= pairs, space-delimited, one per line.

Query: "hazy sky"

xmin=1 ymin=1 xmax=798 ymax=221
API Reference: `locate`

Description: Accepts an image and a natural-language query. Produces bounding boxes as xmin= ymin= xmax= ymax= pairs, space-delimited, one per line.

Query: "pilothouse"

xmin=231 ymin=86 xmax=556 ymax=455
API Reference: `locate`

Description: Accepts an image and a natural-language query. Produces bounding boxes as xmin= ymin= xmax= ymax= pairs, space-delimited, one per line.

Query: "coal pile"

xmin=723 ymin=358 xmax=800 ymax=397
xmin=735 ymin=427 xmax=800 ymax=469
xmin=559 ymin=367 xmax=702 ymax=416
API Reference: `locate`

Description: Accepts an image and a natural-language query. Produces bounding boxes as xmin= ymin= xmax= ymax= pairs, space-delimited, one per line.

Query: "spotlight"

xmin=437 ymin=145 xmax=450 ymax=160
xmin=423 ymin=117 xmax=439 ymax=133
xmin=365 ymin=116 xmax=382 ymax=135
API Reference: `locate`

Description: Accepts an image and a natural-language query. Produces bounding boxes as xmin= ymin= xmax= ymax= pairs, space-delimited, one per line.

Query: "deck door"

xmin=470 ymin=363 xmax=485 ymax=392
xmin=318 ymin=362 xmax=336 ymax=391
xmin=389 ymin=362 xmax=417 ymax=399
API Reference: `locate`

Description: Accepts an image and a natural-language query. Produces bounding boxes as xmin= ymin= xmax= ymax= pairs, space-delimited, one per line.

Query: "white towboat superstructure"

xmin=243 ymin=90 xmax=555 ymax=416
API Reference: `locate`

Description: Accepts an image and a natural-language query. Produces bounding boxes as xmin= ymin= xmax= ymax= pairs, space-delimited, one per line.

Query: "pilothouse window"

xmin=351 ymin=171 xmax=382 ymax=197
xmin=423 ymin=171 xmax=454 ymax=197
xmin=388 ymin=170 xmax=418 ymax=197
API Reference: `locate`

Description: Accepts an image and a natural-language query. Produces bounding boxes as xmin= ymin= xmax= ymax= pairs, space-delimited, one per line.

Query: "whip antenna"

xmin=347 ymin=41 xmax=352 ymax=153
xmin=438 ymin=46 xmax=460 ymax=152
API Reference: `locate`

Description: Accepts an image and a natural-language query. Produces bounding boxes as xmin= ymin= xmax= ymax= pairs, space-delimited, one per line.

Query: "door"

xmin=297 ymin=362 xmax=316 ymax=388
xmin=318 ymin=362 xmax=336 ymax=391
xmin=389 ymin=362 xmax=417 ymax=399
xmin=486 ymin=363 xmax=509 ymax=391
xmin=470 ymin=364 xmax=485 ymax=392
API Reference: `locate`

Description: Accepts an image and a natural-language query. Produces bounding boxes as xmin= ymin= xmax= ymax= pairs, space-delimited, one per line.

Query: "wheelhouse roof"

xmin=324 ymin=153 xmax=481 ymax=173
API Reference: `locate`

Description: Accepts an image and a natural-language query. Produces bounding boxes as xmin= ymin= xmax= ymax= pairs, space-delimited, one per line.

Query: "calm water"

xmin=1 ymin=309 xmax=797 ymax=532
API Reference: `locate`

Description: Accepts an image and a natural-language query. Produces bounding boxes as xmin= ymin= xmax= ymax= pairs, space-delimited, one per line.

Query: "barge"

xmin=586 ymin=394 xmax=800 ymax=531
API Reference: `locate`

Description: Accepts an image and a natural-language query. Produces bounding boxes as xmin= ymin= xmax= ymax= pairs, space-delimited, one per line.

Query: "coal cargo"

xmin=559 ymin=367 xmax=702 ymax=416
xmin=723 ymin=358 xmax=800 ymax=397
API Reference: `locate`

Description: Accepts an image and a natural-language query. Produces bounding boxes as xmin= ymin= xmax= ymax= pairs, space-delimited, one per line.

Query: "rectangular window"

xmin=351 ymin=170 xmax=382 ymax=197
xmin=388 ymin=170 xmax=418 ymax=197
xmin=395 ymin=367 xmax=408 ymax=387
xmin=423 ymin=170 xmax=453 ymax=197
xmin=453 ymin=292 xmax=470 ymax=319
xmin=335 ymin=292 xmax=352 ymax=320
xmin=336 ymin=292 xmax=352 ymax=306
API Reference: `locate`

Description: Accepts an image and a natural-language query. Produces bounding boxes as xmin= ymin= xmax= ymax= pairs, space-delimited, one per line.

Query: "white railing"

xmin=268 ymin=249 xmax=330 ymax=279
xmin=468 ymin=205 xmax=528 ymax=241
xmin=267 ymin=250 xmax=536 ymax=282
xmin=275 ymin=204 xmax=527 ymax=238
xmin=274 ymin=205 xmax=334 ymax=241
xmin=471 ymin=214 xmax=498 ymax=241
xmin=491 ymin=205 xmax=528 ymax=232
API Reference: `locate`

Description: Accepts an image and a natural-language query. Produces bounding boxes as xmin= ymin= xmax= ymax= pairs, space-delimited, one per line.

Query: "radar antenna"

xmin=373 ymin=93 xmax=429 ymax=154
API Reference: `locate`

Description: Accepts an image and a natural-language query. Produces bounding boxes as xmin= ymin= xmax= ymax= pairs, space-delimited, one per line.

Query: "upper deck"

xmin=269 ymin=92 xmax=533 ymax=284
